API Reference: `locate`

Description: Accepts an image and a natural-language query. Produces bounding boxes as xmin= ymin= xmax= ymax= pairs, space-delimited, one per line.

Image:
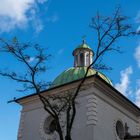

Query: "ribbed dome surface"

xmin=51 ymin=67 xmax=112 ymax=87
xmin=76 ymin=43 xmax=91 ymax=49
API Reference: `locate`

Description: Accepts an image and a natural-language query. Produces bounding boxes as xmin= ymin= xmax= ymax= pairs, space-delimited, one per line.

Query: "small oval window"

xmin=116 ymin=120 xmax=124 ymax=139
xmin=44 ymin=116 xmax=57 ymax=135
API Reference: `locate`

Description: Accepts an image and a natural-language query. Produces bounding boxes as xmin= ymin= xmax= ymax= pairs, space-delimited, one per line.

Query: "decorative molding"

xmin=17 ymin=111 xmax=25 ymax=140
xmin=86 ymin=94 xmax=97 ymax=125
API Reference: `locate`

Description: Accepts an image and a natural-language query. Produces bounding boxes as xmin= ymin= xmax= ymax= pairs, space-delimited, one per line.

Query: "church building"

xmin=15 ymin=41 xmax=140 ymax=140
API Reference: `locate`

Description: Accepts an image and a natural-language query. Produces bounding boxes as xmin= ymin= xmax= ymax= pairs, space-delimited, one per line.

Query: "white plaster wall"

xmin=18 ymin=92 xmax=95 ymax=140
xmin=86 ymin=86 xmax=140 ymax=140
xmin=71 ymin=94 xmax=94 ymax=140
xmin=18 ymin=83 xmax=140 ymax=140
xmin=94 ymin=96 xmax=138 ymax=140
xmin=18 ymin=100 xmax=44 ymax=140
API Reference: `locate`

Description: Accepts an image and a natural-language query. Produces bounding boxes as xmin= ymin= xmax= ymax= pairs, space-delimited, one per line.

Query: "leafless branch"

xmin=0 ymin=7 xmax=140 ymax=140
xmin=66 ymin=7 xmax=140 ymax=139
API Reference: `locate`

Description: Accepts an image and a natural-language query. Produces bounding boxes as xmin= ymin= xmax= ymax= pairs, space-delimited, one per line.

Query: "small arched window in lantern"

xmin=80 ymin=52 xmax=84 ymax=66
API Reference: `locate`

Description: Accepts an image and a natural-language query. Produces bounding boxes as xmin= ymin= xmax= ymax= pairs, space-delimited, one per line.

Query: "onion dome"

xmin=51 ymin=40 xmax=112 ymax=87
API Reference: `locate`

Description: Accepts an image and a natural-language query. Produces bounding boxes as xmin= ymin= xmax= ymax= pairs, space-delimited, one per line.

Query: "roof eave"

xmin=13 ymin=74 xmax=140 ymax=115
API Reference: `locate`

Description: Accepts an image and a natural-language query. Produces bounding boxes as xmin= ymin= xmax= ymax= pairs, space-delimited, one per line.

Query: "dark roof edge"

xmin=11 ymin=74 xmax=140 ymax=113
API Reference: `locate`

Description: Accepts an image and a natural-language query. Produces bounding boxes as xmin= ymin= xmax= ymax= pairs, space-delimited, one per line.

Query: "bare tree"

xmin=0 ymin=7 xmax=139 ymax=140
xmin=0 ymin=38 xmax=74 ymax=140
xmin=63 ymin=7 xmax=140 ymax=140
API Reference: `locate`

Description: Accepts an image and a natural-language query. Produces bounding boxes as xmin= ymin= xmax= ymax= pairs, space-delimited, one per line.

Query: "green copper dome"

xmin=73 ymin=42 xmax=94 ymax=56
xmin=51 ymin=67 xmax=113 ymax=87
xmin=51 ymin=41 xmax=112 ymax=88
xmin=77 ymin=43 xmax=91 ymax=49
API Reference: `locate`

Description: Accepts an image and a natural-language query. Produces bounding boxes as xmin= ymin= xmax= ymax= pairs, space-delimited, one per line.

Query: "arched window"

xmin=80 ymin=52 xmax=84 ymax=66
xmin=116 ymin=120 xmax=124 ymax=139
xmin=74 ymin=55 xmax=78 ymax=67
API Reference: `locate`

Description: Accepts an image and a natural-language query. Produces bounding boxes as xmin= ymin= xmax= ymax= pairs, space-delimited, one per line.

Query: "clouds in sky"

xmin=0 ymin=0 xmax=47 ymax=33
xmin=135 ymin=11 xmax=140 ymax=33
xmin=134 ymin=11 xmax=140 ymax=107
xmin=114 ymin=66 xmax=140 ymax=107
xmin=133 ymin=11 xmax=140 ymax=106
xmin=135 ymin=80 xmax=140 ymax=107
xmin=114 ymin=33 xmax=140 ymax=107
xmin=134 ymin=43 xmax=140 ymax=68
xmin=37 ymin=0 xmax=47 ymax=4
xmin=115 ymin=66 xmax=133 ymax=96
xmin=134 ymin=43 xmax=140 ymax=107
xmin=26 ymin=56 xmax=35 ymax=63
xmin=135 ymin=11 xmax=140 ymax=23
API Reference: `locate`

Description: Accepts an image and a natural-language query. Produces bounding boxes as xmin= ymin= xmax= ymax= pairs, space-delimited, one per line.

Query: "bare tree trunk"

xmin=65 ymin=135 xmax=72 ymax=140
xmin=58 ymin=132 xmax=64 ymax=140
xmin=56 ymin=118 xmax=64 ymax=140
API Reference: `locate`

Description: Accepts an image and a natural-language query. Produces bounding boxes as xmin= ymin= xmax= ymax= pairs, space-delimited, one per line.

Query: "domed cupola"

xmin=51 ymin=40 xmax=113 ymax=88
xmin=73 ymin=40 xmax=94 ymax=67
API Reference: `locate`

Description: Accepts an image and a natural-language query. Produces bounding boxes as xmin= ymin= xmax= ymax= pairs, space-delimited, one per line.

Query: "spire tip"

xmin=82 ymin=35 xmax=86 ymax=44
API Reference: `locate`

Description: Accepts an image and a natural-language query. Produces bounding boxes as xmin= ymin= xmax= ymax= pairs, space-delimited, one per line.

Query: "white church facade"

xmin=15 ymin=41 xmax=140 ymax=140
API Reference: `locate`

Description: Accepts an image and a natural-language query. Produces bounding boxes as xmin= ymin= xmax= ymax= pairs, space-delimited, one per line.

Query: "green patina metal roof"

xmin=73 ymin=43 xmax=94 ymax=55
xmin=51 ymin=67 xmax=113 ymax=87
xmin=76 ymin=43 xmax=91 ymax=50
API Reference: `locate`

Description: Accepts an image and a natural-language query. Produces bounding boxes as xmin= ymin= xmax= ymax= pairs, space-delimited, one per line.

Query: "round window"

xmin=116 ymin=120 xmax=124 ymax=139
xmin=44 ymin=116 xmax=57 ymax=135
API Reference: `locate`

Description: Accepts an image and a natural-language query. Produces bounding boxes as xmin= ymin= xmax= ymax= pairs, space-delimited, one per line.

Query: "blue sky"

xmin=0 ymin=0 xmax=140 ymax=139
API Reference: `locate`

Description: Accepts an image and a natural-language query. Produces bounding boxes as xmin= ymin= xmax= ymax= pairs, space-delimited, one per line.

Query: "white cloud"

xmin=135 ymin=80 xmax=140 ymax=107
xmin=34 ymin=19 xmax=44 ymax=33
xmin=134 ymin=43 xmax=140 ymax=68
xmin=135 ymin=11 xmax=140 ymax=33
xmin=136 ymin=26 xmax=140 ymax=34
xmin=115 ymin=66 xmax=133 ymax=96
xmin=135 ymin=90 xmax=140 ymax=107
xmin=28 ymin=57 xmax=35 ymax=63
xmin=135 ymin=11 xmax=140 ymax=23
xmin=28 ymin=8 xmax=44 ymax=33
xmin=37 ymin=0 xmax=47 ymax=4
xmin=0 ymin=0 xmax=47 ymax=33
